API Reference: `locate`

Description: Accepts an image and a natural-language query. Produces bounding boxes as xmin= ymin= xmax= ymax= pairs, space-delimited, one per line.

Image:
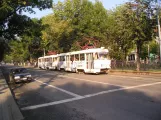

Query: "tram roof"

xmin=57 ymin=48 xmax=108 ymax=56
xmin=38 ymin=55 xmax=57 ymax=59
xmin=38 ymin=48 xmax=108 ymax=58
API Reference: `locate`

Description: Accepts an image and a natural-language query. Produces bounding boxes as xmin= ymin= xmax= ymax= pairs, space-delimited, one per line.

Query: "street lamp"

xmin=43 ymin=48 xmax=45 ymax=57
xmin=156 ymin=0 xmax=161 ymax=62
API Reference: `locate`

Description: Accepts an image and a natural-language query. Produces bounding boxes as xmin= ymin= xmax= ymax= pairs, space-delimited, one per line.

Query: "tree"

xmin=0 ymin=37 xmax=9 ymax=61
xmin=41 ymin=15 xmax=73 ymax=53
xmin=26 ymin=18 xmax=44 ymax=60
xmin=125 ymin=1 xmax=154 ymax=71
xmin=6 ymin=39 xmax=29 ymax=63
xmin=0 ymin=0 xmax=52 ymax=38
xmin=106 ymin=5 xmax=134 ymax=60
xmin=53 ymin=0 xmax=108 ymax=51
xmin=4 ymin=18 xmax=44 ymax=63
xmin=0 ymin=0 xmax=52 ymax=61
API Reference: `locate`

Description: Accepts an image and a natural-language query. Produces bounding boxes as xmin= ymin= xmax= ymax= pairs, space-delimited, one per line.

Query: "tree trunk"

xmin=136 ymin=41 xmax=141 ymax=71
xmin=124 ymin=48 xmax=127 ymax=62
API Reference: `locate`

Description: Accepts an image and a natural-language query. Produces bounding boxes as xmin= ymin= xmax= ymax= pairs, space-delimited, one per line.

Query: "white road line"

xmin=59 ymin=75 xmax=127 ymax=87
xmin=35 ymin=80 xmax=81 ymax=98
xmin=21 ymin=81 xmax=161 ymax=111
xmin=109 ymin=74 xmax=161 ymax=80
xmin=21 ymin=96 xmax=84 ymax=110
xmin=109 ymin=75 xmax=142 ymax=79
xmin=83 ymin=81 xmax=161 ymax=98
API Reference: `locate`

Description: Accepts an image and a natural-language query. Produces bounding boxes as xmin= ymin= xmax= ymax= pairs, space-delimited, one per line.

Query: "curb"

xmin=109 ymin=70 xmax=161 ymax=75
xmin=0 ymin=69 xmax=24 ymax=120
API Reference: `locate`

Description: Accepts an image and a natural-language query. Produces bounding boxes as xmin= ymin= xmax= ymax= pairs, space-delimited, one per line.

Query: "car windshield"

xmin=13 ymin=68 xmax=28 ymax=74
xmin=20 ymin=68 xmax=28 ymax=73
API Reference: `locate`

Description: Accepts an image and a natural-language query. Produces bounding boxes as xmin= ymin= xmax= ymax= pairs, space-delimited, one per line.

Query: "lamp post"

xmin=43 ymin=48 xmax=45 ymax=57
xmin=156 ymin=0 xmax=161 ymax=62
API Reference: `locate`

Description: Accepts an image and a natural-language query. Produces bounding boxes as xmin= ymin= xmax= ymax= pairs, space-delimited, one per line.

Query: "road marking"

xmin=109 ymin=74 xmax=161 ymax=80
xmin=21 ymin=81 xmax=161 ymax=111
xmin=35 ymin=79 xmax=81 ymax=98
xmin=59 ymin=75 xmax=127 ymax=87
xmin=34 ymin=73 xmax=126 ymax=87
xmin=21 ymin=96 xmax=84 ymax=110
xmin=83 ymin=81 xmax=161 ymax=98
xmin=109 ymin=75 xmax=141 ymax=79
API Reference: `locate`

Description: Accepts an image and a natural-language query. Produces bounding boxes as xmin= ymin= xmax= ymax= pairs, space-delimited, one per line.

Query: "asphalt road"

xmin=2 ymin=66 xmax=161 ymax=120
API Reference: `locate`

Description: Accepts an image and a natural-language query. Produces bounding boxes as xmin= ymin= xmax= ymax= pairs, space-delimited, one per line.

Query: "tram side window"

xmin=94 ymin=53 xmax=99 ymax=60
xmin=52 ymin=57 xmax=56 ymax=62
xmin=49 ymin=58 xmax=52 ymax=62
xmin=46 ymin=58 xmax=49 ymax=62
xmin=63 ymin=56 xmax=65 ymax=61
xmin=39 ymin=59 xmax=41 ymax=63
xmin=80 ymin=54 xmax=85 ymax=60
xmin=75 ymin=54 xmax=79 ymax=61
xmin=60 ymin=57 xmax=62 ymax=61
xmin=60 ymin=56 xmax=65 ymax=61
xmin=55 ymin=57 xmax=57 ymax=61
xmin=99 ymin=53 xmax=108 ymax=60
xmin=70 ymin=55 xmax=74 ymax=61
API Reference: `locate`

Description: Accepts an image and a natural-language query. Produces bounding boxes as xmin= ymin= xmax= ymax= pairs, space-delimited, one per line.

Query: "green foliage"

xmin=0 ymin=0 xmax=52 ymax=61
xmin=41 ymin=15 xmax=73 ymax=53
xmin=26 ymin=18 xmax=44 ymax=59
xmin=127 ymin=0 xmax=154 ymax=70
xmin=2 ymin=0 xmax=160 ymax=67
xmin=141 ymin=40 xmax=159 ymax=59
xmin=0 ymin=0 xmax=52 ymax=38
xmin=106 ymin=5 xmax=135 ymax=60
xmin=150 ymin=40 xmax=159 ymax=55
xmin=49 ymin=0 xmax=108 ymax=52
xmin=6 ymin=40 xmax=29 ymax=62
xmin=0 ymin=37 xmax=9 ymax=61
xmin=4 ymin=18 xmax=43 ymax=62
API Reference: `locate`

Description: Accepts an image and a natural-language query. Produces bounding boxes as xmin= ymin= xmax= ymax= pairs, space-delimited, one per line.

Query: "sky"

xmin=23 ymin=0 xmax=129 ymax=19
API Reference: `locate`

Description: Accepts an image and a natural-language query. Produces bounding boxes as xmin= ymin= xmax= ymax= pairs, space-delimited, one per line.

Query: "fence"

xmin=15 ymin=62 xmax=37 ymax=67
xmin=111 ymin=60 xmax=161 ymax=71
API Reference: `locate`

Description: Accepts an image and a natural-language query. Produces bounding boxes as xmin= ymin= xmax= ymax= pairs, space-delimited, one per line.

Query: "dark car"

xmin=9 ymin=67 xmax=32 ymax=83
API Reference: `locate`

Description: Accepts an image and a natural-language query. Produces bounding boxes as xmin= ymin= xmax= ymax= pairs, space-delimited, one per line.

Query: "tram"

xmin=38 ymin=55 xmax=57 ymax=70
xmin=38 ymin=47 xmax=111 ymax=74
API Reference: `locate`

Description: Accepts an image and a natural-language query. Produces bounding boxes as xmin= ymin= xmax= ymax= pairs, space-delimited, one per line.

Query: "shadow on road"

xmin=1 ymin=66 xmax=161 ymax=120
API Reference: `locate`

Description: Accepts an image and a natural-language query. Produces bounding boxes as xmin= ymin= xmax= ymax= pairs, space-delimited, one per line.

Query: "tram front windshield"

xmin=98 ymin=52 xmax=108 ymax=60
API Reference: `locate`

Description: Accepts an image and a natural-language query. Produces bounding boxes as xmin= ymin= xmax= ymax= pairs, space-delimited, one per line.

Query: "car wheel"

xmin=27 ymin=78 xmax=32 ymax=82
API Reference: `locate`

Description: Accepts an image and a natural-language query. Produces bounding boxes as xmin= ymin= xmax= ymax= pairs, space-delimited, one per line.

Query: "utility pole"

xmin=148 ymin=44 xmax=150 ymax=59
xmin=43 ymin=48 xmax=45 ymax=57
xmin=156 ymin=0 xmax=161 ymax=62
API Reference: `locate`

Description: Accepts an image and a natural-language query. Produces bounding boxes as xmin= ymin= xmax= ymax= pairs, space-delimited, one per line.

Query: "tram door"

xmin=66 ymin=55 xmax=71 ymax=71
xmin=86 ymin=53 xmax=94 ymax=70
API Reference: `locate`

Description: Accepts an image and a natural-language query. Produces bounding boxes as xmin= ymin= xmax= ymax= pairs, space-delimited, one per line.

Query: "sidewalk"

xmin=0 ymin=69 xmax=23 ymax=120
xmin=109 ymin=69 xmax=161 ymax=78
